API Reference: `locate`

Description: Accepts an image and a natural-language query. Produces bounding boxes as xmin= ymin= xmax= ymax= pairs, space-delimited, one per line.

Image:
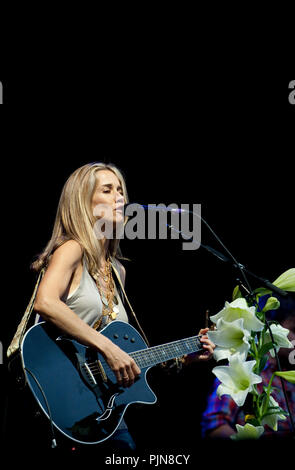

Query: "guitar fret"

xmin=130 ymin=336 xmax=202 ymax=369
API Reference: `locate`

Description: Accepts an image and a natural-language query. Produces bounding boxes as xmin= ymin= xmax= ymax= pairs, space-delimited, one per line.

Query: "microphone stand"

xmin=200 ymin=243 xmax=287 ymax=298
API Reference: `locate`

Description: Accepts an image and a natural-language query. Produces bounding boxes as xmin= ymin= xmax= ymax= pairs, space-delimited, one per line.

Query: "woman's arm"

xmin=34 ymin=240 xmax=140 ymax=386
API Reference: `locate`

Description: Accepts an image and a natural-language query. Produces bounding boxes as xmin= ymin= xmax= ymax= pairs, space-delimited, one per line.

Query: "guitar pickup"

xmin=80 ymin=360 xmax=107 ymax=386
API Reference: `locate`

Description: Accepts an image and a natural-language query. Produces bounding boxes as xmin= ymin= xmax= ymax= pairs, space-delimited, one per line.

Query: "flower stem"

xmin=261 ymin=372 xmax=275 ymax=417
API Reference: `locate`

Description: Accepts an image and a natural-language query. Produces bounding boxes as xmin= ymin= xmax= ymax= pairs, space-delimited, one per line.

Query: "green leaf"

xmin=258 ymin=341 xmax=275 ymax=358
xmin=232 ymin=285 xmax=243 ymax=301
xmin=255 ymin=309 xmax=265 ymax=321
xmin=261 ymin=409 xmax=289 ymax=419
xmin=254 ymin=287 xmax=272 ymax=297
xmin=257 ymin=355 xmax=268 ymax=374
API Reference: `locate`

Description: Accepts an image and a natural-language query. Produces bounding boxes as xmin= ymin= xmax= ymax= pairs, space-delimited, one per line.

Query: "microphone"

xmin=124 ymin=203 xmax=184 ymax=213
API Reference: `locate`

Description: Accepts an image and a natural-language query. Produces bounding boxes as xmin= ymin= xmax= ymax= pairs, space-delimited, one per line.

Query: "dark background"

xmin=0 ymin=16 xmax=294 ymax=463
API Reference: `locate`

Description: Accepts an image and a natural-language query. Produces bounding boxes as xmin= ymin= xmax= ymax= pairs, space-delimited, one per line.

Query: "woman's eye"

xmin=103 ymin=190 xmax=111 ymax=193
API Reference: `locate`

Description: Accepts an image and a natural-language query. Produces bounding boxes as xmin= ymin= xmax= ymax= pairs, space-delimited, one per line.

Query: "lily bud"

xmin=275 ymin=370 xmax=295 ymax=384
xmin=262 ymin=296 xmax=280 ymax=313
xmin=273 ymin=268 xmax=295 ymax=292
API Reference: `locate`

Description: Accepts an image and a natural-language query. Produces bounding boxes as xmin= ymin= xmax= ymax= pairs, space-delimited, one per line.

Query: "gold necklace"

xmin=93 ymin=258 xmax=119 ymax=330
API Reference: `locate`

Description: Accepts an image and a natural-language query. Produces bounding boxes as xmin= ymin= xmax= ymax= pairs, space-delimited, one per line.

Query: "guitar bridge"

xmin=96 ymin=360 xmax=107 ymax=382
xmin=79 ymin=359 xmax=108 ymax=387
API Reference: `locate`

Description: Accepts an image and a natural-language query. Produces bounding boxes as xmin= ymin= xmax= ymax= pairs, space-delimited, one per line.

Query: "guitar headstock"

xmin=205 ymin=309 xmax=216 ymax=331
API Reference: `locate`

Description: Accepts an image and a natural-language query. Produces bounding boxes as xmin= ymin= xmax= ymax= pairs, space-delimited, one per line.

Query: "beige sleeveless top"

xmin=65 ymin=259 xmax=129 ymax=329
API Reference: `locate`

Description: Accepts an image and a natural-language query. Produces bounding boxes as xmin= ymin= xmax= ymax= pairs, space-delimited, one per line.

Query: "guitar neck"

xmin=129 ymin=335 xmax=203 ymax=369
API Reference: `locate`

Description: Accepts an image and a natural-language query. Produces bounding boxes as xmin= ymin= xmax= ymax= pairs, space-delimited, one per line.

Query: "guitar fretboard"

xmin=129 ymin=336 xmax=203 ymax=369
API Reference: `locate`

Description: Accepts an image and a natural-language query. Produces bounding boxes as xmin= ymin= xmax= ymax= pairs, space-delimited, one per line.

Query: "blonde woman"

xmin=31 ymin=162 xmax=214 ymax=450
xmin=33 ymin=163 xmax=140 ymax=388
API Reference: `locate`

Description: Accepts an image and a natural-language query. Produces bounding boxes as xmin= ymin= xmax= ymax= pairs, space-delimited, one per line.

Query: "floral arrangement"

xmin=207 ymin=268 xmax=295 ymax=440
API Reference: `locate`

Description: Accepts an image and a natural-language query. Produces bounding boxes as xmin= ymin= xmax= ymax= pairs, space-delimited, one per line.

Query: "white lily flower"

xmin=207 ymin=318 xmax=251 ymax=361
xmin=230 ymin=423 xmax=264 ymax=440
xmin=272 ymin=268 xmax=295 ymax=292
xmin=212 ymin=355 xmax=262 ymax=406
xmin=263 ymin=323 xmax=293 ymax=357
xmin=210 ymin=298 xmax=264 ymax=333
xmin=261 ymin=395 xmax=286 ymax=431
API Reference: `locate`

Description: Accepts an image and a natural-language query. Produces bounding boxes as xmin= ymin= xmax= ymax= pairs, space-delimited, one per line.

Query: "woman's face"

xmin=91 ymin=169 xmax=125 ymax=226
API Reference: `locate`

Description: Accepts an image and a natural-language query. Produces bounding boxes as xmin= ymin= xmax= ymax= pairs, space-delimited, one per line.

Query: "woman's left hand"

xmin=182 ymin=327 xmax=215 ymax=365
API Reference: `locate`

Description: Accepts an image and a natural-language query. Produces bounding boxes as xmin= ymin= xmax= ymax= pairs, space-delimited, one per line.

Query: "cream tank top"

xmin=65 ymin=259 xmax=129 ymax=329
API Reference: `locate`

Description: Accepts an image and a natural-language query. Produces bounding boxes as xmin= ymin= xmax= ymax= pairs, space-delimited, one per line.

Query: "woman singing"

xmin=30 ymin=162 xmax=214 ymax=450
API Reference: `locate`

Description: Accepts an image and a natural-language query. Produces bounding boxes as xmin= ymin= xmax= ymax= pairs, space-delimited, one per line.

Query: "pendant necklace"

xmin=93 ymin=257 xmax=119 ymax=330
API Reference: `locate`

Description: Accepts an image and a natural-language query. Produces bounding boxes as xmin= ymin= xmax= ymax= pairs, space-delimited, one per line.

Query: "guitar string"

xmin=87 ymin=339 xmax=202 ymax=381
xmin=130 ymin=338 xmax=202 ymax=364
xmin=86 ymin=336 xmax=203 ymax=376
xmin=86 ymin=336 xmax=202 ymax=369
xmin=87 ymin=336 xmax=202 ymax=368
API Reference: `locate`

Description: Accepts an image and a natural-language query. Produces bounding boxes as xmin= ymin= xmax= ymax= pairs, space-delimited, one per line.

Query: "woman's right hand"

xmin=97 ymin=334 xmax=141 ymax=387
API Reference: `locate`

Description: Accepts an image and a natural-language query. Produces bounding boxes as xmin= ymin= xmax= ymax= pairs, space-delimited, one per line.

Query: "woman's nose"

xmin=116 ymin=193 xmax=124 ymax=204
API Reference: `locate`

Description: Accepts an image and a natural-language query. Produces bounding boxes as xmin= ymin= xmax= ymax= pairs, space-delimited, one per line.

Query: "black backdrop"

xmin=0 ymin=40 xmax=294 ymax=463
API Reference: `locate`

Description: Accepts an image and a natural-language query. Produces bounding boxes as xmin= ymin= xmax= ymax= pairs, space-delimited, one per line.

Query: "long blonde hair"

xmin=31 ymin=162 xmax=129 ymax=276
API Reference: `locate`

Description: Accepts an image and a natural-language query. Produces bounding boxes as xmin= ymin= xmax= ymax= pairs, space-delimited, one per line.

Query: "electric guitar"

xmin=21 ymin=320 xmax=204 ymax=445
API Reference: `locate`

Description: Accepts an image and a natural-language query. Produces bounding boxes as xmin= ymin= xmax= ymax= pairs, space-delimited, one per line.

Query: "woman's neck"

xmin=99 ymin=238 xmax=110 ymax=267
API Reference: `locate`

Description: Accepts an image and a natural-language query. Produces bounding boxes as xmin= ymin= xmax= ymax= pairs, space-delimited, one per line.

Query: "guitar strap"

xmin=111 ymin=260 xmax=150 ymax=347
xmin=7 ymin=268 xmax=45 ymax=359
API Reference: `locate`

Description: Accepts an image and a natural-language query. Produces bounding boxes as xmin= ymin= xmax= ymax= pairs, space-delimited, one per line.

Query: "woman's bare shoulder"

xmin=36 ymin=241 xmax=84 ymax=302
xmin=50 ymin=240 xmax=83 ymax=268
